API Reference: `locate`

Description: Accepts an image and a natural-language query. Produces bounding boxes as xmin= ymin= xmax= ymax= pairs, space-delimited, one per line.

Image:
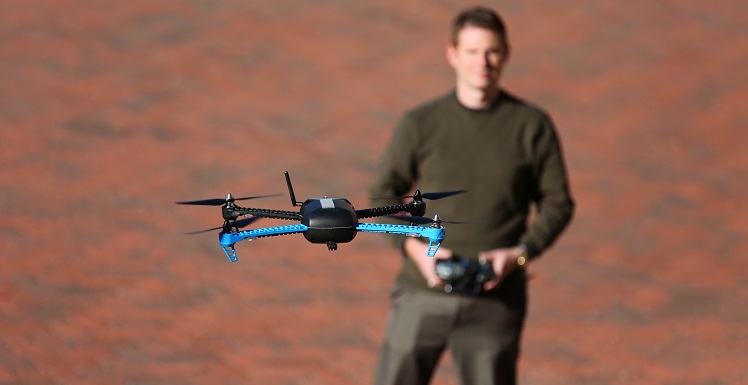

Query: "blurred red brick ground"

xmin=1 ymin=1 xmax=747 ymax=384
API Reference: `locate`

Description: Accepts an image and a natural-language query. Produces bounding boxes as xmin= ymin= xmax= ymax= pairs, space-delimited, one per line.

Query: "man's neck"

xmin=455 ymin=85 xmax=501 ymax=110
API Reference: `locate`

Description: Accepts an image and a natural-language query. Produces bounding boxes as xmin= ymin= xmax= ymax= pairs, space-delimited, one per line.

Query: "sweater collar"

xmin=451 ymin=89 xmax=505 ymax=113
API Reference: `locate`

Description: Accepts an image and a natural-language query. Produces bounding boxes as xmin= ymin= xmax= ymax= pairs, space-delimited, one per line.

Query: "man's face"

xmin=447 ymin=26 xmax=508 ymax=92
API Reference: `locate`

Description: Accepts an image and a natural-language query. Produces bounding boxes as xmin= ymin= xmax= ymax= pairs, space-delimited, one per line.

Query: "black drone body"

xmin=176 ymin=171 xmax=465 ymax=261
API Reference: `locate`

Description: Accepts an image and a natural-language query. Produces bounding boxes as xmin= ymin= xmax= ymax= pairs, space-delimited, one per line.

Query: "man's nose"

xmin=481 ymin=53 xmax=493 ymax=68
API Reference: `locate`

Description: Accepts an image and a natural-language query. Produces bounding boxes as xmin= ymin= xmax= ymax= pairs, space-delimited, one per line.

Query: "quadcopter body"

xmin=176 ymin=171 xmax=465 ymax=262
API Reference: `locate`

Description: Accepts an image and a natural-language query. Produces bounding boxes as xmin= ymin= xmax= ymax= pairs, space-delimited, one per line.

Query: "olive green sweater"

xmin=370 ymin=90 xmax=574 ymax=293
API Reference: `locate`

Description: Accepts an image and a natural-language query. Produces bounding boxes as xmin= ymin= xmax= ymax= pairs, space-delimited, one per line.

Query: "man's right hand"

xmin=403 ymin=237 xmax=453 ymax=288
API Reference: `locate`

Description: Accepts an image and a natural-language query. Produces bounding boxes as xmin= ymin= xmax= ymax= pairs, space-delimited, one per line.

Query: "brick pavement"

xmin=1 ymin=1 xmax=747 ymax=384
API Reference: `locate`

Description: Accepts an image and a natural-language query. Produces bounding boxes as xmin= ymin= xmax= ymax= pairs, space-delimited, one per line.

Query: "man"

xmin=369 ymin=6 xmax=574 ymax=385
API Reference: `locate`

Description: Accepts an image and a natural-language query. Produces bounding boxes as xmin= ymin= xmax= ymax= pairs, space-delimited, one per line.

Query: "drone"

xmin=175 ymin=171 xmax=466 ymax=262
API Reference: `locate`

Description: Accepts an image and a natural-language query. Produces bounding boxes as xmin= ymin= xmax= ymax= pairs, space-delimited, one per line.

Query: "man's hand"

xmin=403 ymin=237 xmax=453 ymax=288
xmin=478 ymin=245 xmax=527 ymax=291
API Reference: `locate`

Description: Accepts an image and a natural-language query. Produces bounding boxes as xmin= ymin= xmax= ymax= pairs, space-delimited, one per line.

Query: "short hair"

xmin=450 ymin=6 xmax=508 ymax=47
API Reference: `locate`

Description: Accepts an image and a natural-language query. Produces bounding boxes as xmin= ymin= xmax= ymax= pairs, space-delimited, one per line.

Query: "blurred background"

xmin=1 ymin=1 xmax=746 ymax=384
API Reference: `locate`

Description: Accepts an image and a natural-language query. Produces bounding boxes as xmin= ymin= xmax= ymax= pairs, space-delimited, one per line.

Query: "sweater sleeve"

xmin=369 ymin=113 xmax=420 ymax=200
xmin=369 ymin=114 xmax=421 ymax=247
xmin=520 ymin=116 xmax=575 ymax=258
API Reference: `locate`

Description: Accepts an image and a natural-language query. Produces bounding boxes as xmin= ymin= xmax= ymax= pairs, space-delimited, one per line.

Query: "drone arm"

xmin=356 ymin=222 xmax=444 ymax=257
xmin=227 ymin=207 xmax=302 ymax=221
xmin=355 ymin=201 xmax=426 ymax=219
xmin=218 ymin=224 xmax=308 ymax=262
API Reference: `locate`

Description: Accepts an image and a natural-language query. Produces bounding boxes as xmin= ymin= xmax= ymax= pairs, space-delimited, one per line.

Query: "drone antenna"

xmin=284 ymin=171 xmax=299 ymax=206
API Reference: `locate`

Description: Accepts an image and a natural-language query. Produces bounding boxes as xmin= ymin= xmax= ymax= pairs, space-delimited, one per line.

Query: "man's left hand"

xmin=478 ymin=245 xmax=527 ymax=291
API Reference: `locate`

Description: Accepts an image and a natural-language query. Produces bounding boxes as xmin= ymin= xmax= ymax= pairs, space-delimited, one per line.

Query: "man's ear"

xmin=446 ymin=44 xmax=457 ymax=68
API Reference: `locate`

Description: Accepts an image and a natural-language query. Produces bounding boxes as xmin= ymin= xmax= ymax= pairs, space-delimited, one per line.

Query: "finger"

xmin=483 ymin=277 xmax=500 ymax=291
xmin=422 ymin=271 xmax=440 ymax=288
xmin=434 ymin=252 xmax=452 ymax=260
xmin=427 ymin=276 xmax=444 ymax=288
xmin=434 ymin=246 xmax=453 ymax=259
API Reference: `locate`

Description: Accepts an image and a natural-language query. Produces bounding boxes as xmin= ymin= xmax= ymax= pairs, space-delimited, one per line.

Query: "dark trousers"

xmin=373 ymin=286 xmax=527 ymax=385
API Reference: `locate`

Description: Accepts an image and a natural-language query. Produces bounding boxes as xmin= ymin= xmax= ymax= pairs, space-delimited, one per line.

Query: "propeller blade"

xmin=234 ymin=193 xmax=283 ymax=201
xmin=183 ymin=216 xmax=260 ymax=235
xmin=175 ymin=193 xmax=281 ymax=206
xmin=230 ymin=216 xmax=261 ymax=229
xmin=183 ymin=226 xmax=223 ymax=235
xmin=176 ymin=198 xmax=229 ymax=206
xmin=372 ymin=189 xmax=467 ymax=201
xmin=387 ymin=215 xmax=434 ymax=225
xmin=420 ymin=190 xmax=467 ymax=200
xmin=386 ymin=215 xmax=476 ymax=225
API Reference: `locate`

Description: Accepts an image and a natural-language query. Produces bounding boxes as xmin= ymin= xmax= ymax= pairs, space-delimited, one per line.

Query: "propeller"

xmin=175 ymin=193 xmax=281 ymax=206
xmin=183 ymin=216 xmax=260 ymax=235
xmin=373 ymin=189 xmax=467 ymax=201
xmin=386 ymin=214 xmax=476 ymax=225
